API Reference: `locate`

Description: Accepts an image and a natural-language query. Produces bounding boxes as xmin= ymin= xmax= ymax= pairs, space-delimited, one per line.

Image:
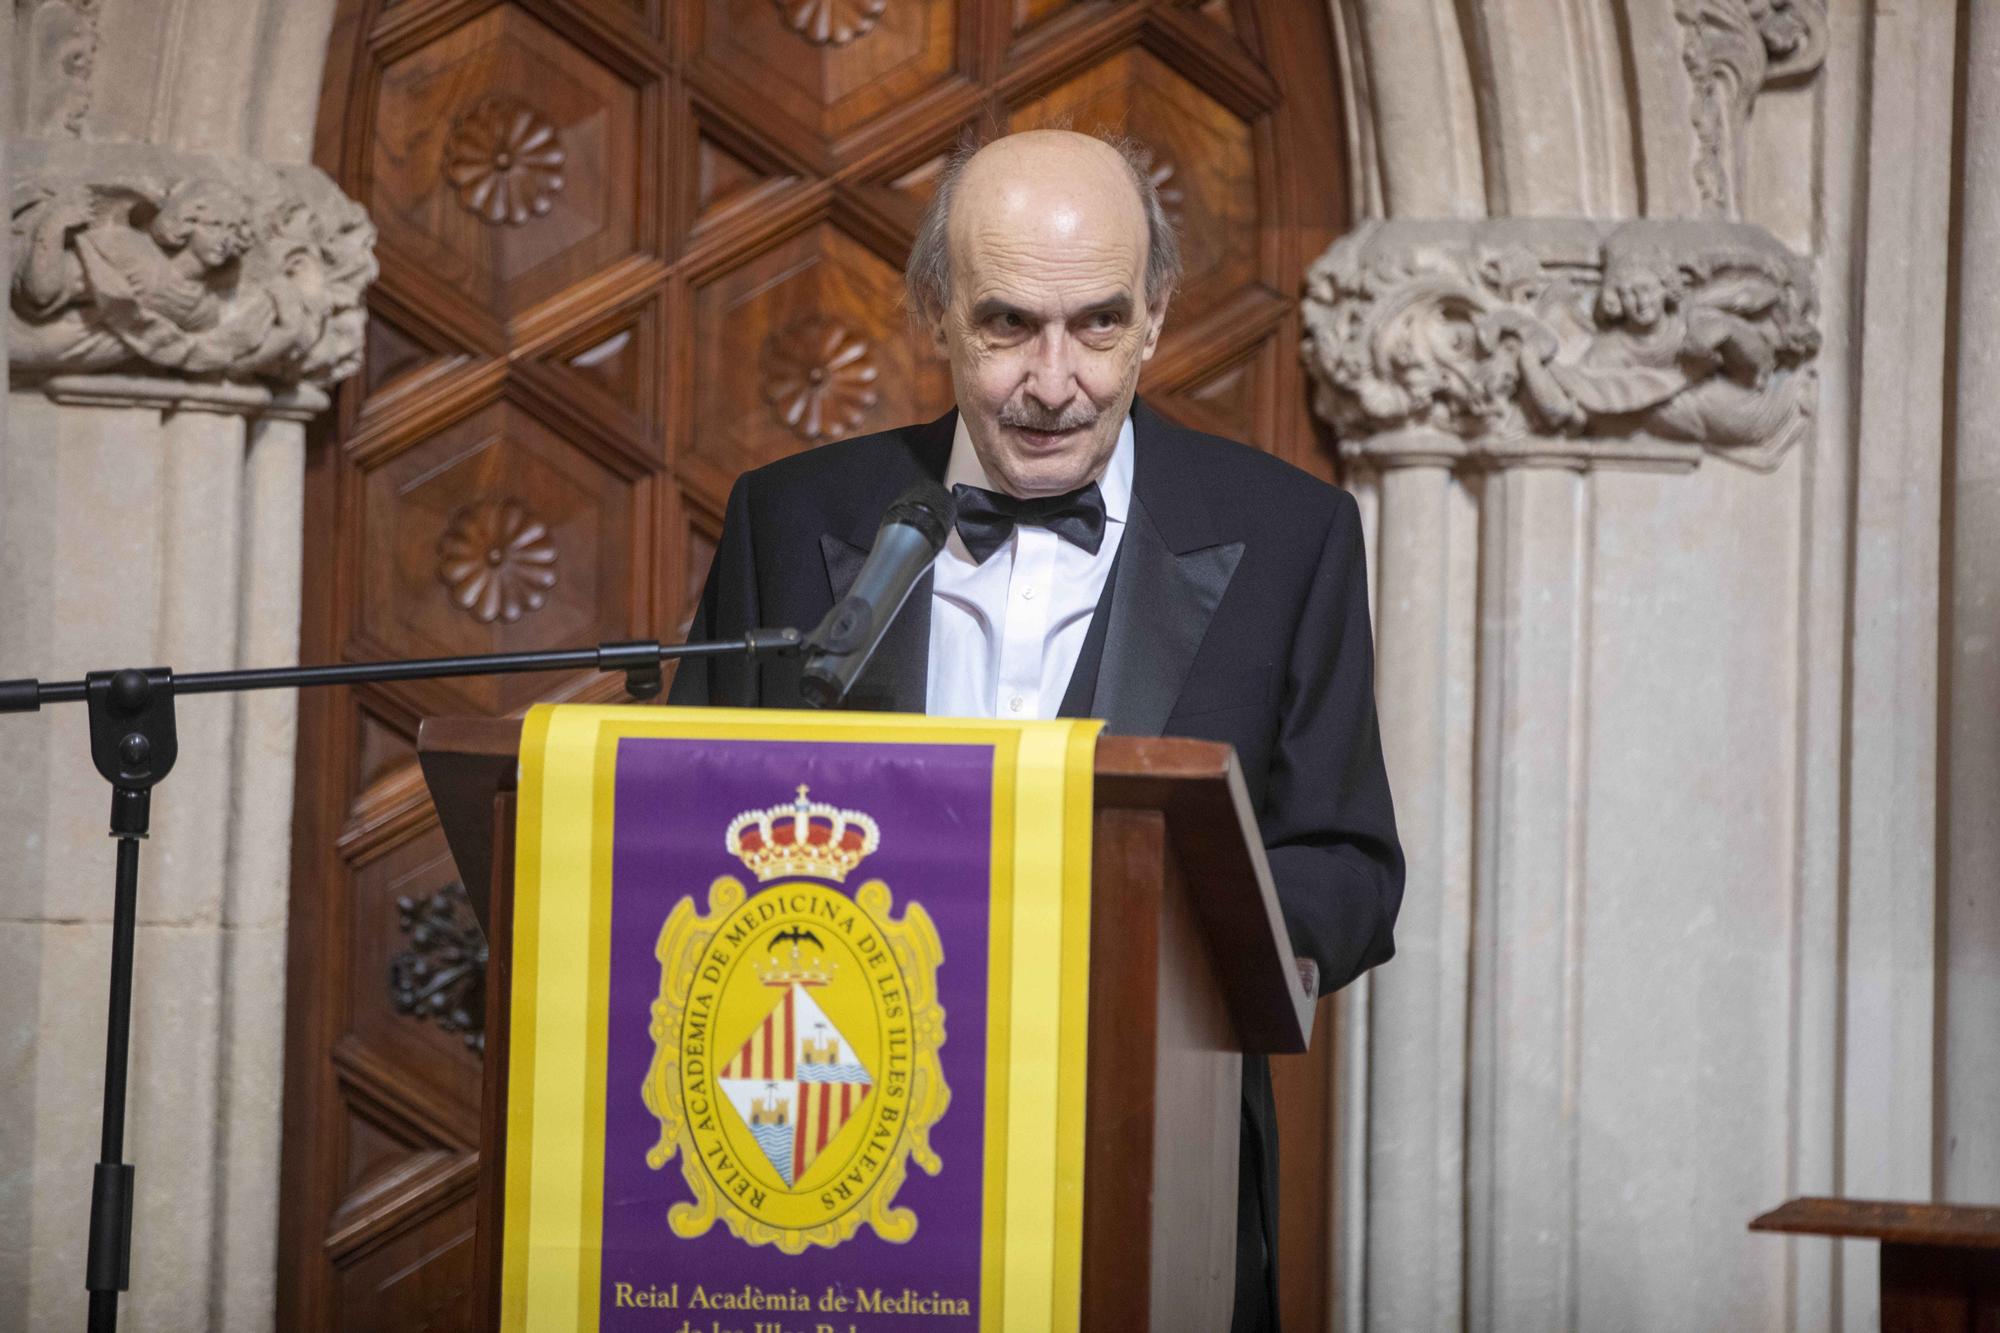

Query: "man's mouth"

xmin=1010 ymin=422 xmax=1090 ymax=448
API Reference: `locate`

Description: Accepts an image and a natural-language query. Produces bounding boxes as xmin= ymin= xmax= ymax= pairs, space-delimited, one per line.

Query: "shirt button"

xmin=1021 ymin=585 xmax=1036 ymax=600
xmin=1008 ymin=696 xmax=1025 ymax=713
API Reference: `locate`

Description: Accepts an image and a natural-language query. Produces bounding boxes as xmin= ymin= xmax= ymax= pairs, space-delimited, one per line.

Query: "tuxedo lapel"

xmin=1091 ymin=401 xmax=1244 ymax=737
xmin=810 ymin=410 xmax=955 ymax=714
xmin=1093 ymin=499 xmax=1243 ymax=736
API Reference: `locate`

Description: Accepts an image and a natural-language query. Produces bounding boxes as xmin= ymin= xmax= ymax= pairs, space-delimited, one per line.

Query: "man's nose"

xmin=1024 ymin=329 xmax=1079 ymax=408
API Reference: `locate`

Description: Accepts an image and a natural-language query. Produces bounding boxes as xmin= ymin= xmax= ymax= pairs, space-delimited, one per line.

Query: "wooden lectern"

xmin=419 ymin=716 xmax=1317 ymax=1331
xmin=1751 ymin=1197 xmax=2000 ymax=1329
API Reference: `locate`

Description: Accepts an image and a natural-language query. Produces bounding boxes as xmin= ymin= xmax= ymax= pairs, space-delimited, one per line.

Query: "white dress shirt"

xmin=926 ymin=414 xmax=1134 ymax=720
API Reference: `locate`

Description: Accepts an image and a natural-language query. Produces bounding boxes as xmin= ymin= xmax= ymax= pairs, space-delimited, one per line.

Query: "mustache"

xmin=999 ymin=402 xmax=1099 ymax=432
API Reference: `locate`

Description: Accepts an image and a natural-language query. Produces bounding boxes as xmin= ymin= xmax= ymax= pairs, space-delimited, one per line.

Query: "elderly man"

xmin=670 ymin=129 xmax=1403 ymax=1332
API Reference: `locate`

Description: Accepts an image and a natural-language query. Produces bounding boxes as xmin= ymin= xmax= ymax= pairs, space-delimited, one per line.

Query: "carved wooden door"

xmin=285 ymin=1 xmax=1348 ymax=1327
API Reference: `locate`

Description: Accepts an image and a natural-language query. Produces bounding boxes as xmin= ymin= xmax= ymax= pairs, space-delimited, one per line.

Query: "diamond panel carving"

xmin=368 ymin=6 xmax=644 ymax=323
xmin=333 ymin=1192 xmax=476 ymax=1329
xmin=344 ymin=1107 xmax=421 ymax=1197
xmin=363 ymin=313 xmax=437 ymax=398
xmin=1010 ymin=0 xmax=1087 ymax=36
xmin=355 ymin=709 xmax=418 ymax=794
xmin=686 ymin=221 xmax=951 ymax=497
xmin=697 ymin=136 xmax=767 ymax=219
xmin=1157 ymin=335 xmax=1273 ymax=445
xmin=526 ymin=292 xmax=665 ymax=455
xmin=345 ymin=831 xmax=484 ymax=1106
xmin=569 ymin=328 xmax=638 ymax=399
xmin=695 ymin=0 xmax=962 ymax=144
xmin=355 ymin=398 xmax=639 ymax=715
xmin=1009 ymin=47 xmax=1257 ymax=325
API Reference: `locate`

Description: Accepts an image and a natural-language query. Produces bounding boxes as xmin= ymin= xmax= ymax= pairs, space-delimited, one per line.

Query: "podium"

xmin=1751 ymin=1197 xmax=2000 ymax=1328
xmin=419 ymin=715 xmax=1318 ymax=1331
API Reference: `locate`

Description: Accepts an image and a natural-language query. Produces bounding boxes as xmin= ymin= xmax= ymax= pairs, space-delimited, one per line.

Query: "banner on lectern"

xmin=501 ymin=705 xmax=1101 ymax=1333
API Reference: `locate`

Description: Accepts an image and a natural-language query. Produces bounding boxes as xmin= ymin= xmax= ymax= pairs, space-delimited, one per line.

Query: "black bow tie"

xmin=951 ymin=482 xmax=1107 ymax=564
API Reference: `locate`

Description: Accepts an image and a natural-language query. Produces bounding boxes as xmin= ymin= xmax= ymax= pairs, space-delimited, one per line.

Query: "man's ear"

xmin=928 ymin=309 xmax=951 ymax=356
xmin=1140 ymin=297 xmax=1170 ymax=361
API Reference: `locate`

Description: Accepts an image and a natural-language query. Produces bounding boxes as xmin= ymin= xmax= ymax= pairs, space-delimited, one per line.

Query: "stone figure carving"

xmin=17 ymin=0 xmax=100 ymax=137
xmin=1677 ymin=0 xmax=1828 ymax=217
xmin=1302 ymin=218 xmax=1821 ymax=471
xmin=10 ymin=162 xmax=377 ymax=390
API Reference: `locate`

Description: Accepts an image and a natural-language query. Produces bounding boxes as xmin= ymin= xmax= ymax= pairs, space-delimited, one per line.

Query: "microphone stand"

xmin=0 ymin=629 xmax=803 ymax=1332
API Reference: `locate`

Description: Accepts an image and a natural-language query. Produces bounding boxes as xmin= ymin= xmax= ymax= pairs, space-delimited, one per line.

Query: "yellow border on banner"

xmin=574 ymin=730 xmax=621 ymax=1327
xmin=498 ymin=703 xmax=556 ymax=1330
xmin=1004 ymin=724 xmax=1069 ymax=1320
xmin=1051 ymin=718 xmax=1100 ymax=1322
xmin=498 ymin=704 xmax=1099 ymax=1333
xmin=979 ymin=729 xmax=1018 ymax=1330
xmin=521 ymin=707 xmax=608 ymax=1329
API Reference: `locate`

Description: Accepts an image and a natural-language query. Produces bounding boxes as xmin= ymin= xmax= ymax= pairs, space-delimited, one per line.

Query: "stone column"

xmin=1359 ymin=456 xmax=1477 ymax=1327
xmin=1305 ymin=214 xmax=1821 ymax=1331
xmin=2 ymin=5 xmax=370 ymax=1327
xmin=1319 ymin=11 xmax=1492 ymax=1324
xmin=0 ymin=0 xmax=14 ymax=1306
xmin=1312 ymin=0 xmax=1999 ymax=1328
xmin=1942 ymin=0 xmax=2000 ymax=1208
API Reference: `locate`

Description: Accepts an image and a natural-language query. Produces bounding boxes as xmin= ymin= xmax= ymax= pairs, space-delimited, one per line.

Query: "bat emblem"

xmin=770 ymin=926 xmax=823 ymax=951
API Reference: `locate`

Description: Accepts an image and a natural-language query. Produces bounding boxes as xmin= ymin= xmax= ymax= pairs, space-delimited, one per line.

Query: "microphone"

xmin=799 ymin=479 xmax=956 ymax=708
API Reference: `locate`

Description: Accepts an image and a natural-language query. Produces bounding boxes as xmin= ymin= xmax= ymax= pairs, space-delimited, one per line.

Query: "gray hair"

xmin=903 ymin=130 xmax=1183 ymax=324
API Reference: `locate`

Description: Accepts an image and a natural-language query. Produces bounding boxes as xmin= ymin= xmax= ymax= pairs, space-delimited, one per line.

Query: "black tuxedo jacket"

xmin=669 ymin=399 xmax=1403 ymax=1328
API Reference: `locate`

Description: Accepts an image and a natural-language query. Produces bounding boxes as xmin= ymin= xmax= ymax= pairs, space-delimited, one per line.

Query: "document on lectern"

xmin=500 ymin=704 xmax=1103 ymax=1333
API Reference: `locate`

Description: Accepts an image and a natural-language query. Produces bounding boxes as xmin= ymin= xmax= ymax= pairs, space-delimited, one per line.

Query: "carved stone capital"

xmin=1677 ymin=0 xmax=1828 ymax=218
xmin=1301 ymin=218 xmax=1820 ymax=473
xmin=9 ymin=139 xmax=377 ymax=410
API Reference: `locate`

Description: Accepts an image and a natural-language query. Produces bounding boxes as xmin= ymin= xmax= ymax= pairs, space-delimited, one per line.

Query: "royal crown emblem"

xmin=725 ymin=784 xmax=880 ymax=882
xmin=645 ymin=784 xmax=947 ymax=1254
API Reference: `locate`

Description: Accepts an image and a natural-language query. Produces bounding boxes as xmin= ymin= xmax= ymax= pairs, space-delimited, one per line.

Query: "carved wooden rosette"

xmin=437 ymin=499 xmax=560 ymax=625
xmin=442 ymin=95 xmax=568 ymax=226
xmin=287 ymin=2 xmax=1355 ymax=1328
xmin=1301 ymin=218 xmax=1822 ymax=473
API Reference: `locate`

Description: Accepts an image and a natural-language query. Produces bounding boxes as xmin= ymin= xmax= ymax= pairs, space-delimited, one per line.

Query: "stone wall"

xmin=1309 ymin=1 xmax=1998 ymax=1329
xmin=1 ymin=2 xmax=369 ymax=1328
xmin=2 ymin=1 xmax=1993 ymax=1329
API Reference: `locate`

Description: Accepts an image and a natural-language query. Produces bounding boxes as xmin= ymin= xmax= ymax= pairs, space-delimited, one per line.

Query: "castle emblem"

xmin=642 ymin=786 xmax=948 ymax=1252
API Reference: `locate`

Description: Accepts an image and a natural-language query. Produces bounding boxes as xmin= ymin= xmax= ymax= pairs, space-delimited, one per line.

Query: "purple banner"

xmin=599 ymin=737 xmax=994 ymax=1331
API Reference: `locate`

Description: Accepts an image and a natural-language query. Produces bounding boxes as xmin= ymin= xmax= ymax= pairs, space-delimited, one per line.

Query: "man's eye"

xmin=1087 ymin=312 xmax=1121 ymax=330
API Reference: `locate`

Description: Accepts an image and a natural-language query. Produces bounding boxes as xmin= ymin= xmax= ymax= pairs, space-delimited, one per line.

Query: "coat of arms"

xmin=642 ymin=785 xmax=949 ymax=1253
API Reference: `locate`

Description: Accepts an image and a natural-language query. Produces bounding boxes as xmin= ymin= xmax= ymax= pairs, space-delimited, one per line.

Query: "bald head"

xmin=908 ymin=129 xmax=1181 ymax=498
xmin=905 ymin=129 xmax=1181 ymax=325
xmin=957 ymin=131 xmax=1145 ymax=269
